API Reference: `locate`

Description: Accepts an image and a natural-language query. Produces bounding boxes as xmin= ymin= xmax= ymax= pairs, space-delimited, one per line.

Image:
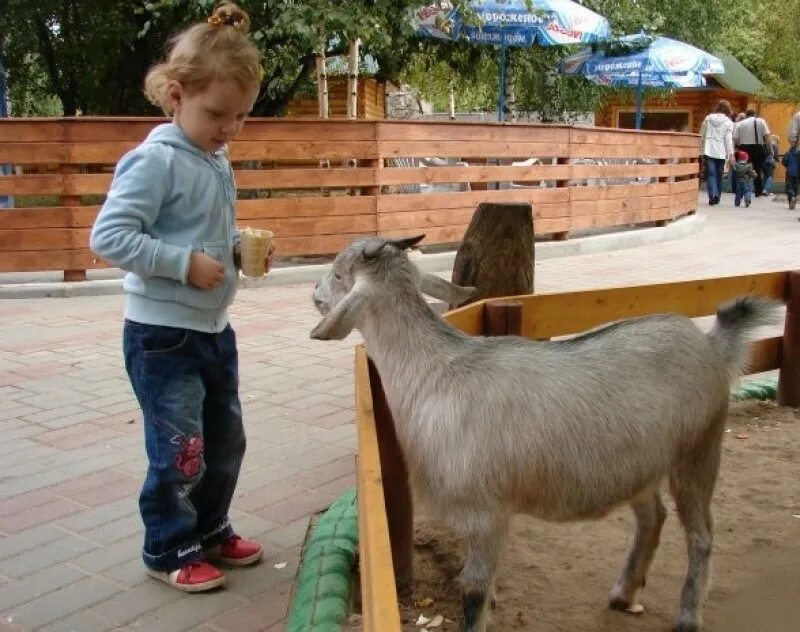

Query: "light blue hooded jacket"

xmin=90 ymin=124 xmax=239 ymax=333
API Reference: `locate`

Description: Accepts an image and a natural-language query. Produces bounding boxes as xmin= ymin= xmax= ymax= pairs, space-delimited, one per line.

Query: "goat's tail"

xmin=708 ymin=296 xmax=782 ymax=381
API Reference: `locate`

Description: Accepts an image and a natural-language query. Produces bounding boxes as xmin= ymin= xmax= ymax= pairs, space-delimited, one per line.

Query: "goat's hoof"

xmin=608 ymin=597 xmax=631 ymax=612
xmin=673 ymin=621 xmax=699 ymax=632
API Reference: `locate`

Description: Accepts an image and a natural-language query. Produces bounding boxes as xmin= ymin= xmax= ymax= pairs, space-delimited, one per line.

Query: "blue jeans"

xmin=762 ymin=160 xmax=775 ymax=194
xmin=704 ymin=156 xmax=725 ymax=201
xmin=735 ymin=179 xmax=753 ymax=206
xmin=124 ymin=320 xmax=245 ymax=572
xmin=787 ymin=176 xmax=799 ymax=200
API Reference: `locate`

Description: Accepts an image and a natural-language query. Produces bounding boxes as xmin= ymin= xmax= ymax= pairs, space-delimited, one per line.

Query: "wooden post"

xmin=778 ymin=271 xmax=800 ymax=406
xmin=448 ymin=82 xmax=456 ymax=121
xmin=553 ymin=156 xmax=570 ymax=240
xmin=60 ymin=164 xmax=86 ymax=282
xmin=451 ymin=202 xmax=534 ymax=308
xmin=367 ymin=358 xmax=413 ymax=596
xmin=484 ymin=300 xmax=523 ymax=336
xmin=316 ymin=31 xmax=329 ymax=119
xmin=347 ymin=39 xmax=360 ymax=120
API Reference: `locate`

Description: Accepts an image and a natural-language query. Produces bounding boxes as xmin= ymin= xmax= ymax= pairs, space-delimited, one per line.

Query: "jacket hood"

xmin=143 ymin=123 xmax=219 ymax=158
xmin=706 ymin=112 xmax=732 ymax=128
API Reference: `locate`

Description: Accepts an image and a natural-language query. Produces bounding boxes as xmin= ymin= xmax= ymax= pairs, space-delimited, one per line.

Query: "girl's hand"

xmin=188 ymin=252 xmax=225 ymax=290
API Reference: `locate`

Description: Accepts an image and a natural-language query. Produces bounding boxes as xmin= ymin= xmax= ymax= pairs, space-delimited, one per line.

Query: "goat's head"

xmin=310 ymin=235 xmax=477 ymax=340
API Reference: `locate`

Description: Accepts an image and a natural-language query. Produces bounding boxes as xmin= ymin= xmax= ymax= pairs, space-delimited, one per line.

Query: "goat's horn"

xmin=363 ymin=239 xmax=387 ymax=259
xmin=389 ymin=234 xmax=426 ymax=251
xmin=421 ymin=273 xmax=477 ymax=306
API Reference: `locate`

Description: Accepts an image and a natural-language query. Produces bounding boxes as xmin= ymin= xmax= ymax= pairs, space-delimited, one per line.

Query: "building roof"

xmin=709 ymin=52 xmax=763 ymax=95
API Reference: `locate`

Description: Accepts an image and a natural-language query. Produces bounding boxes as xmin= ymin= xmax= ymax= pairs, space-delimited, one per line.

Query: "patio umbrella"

xmin=560 ymin=34 xmax=725 ymax=129
xmin=412 ymin=1 xmax=611 ymax=121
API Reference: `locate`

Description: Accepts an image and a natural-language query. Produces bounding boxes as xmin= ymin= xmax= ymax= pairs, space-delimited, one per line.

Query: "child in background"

xmin=783 ymin=141 xmax=800 ymax=212
xmin=762 ymin=133 xmax=781 ymax=196
xmin=90 ymin=3 xmax=271 ymax=592
xmin=733 ymin=150 xmax=757 ymax=208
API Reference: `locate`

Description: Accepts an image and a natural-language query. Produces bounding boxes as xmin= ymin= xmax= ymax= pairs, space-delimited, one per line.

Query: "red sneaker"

xmin=213 ymin=535 xmax=263 ymax=566
xmin=147 ymin=560 xmax=225 ymax=593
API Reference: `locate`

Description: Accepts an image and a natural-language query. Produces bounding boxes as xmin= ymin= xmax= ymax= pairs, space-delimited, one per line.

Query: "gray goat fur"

xmin=310 ymin=235 xmax=779 ymax=632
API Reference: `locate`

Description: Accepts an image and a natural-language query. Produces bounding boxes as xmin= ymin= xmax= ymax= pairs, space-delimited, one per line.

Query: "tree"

xmin=1 ymin=0 xmax=428 ymax=116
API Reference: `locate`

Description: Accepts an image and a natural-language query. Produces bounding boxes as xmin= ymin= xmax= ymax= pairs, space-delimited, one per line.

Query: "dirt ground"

xmin=384 ymin=401 xmax=800 ymax=632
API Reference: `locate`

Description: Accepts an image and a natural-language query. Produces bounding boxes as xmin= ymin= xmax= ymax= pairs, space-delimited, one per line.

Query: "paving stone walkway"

xmin=0 ymin=193 xmax=798 ymax=632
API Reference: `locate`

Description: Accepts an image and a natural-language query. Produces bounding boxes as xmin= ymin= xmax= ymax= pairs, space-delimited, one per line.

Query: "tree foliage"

xmin=1 ymin=0 xmax=797 ymax=118
xmin=0 ymin=0 xmax=426 ymax=116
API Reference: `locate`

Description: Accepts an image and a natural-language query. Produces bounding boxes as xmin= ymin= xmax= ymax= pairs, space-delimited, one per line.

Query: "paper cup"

xmin=240 ymin=229 xmax=274 ymax=278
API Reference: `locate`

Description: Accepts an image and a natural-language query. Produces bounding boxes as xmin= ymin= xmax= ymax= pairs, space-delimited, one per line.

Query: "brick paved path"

xmin=0 ymin=194 xmax=798 ymax=631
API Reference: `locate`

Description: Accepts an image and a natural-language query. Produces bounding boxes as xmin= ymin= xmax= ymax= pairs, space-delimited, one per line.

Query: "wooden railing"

xmin=0 ymin=118 xmax=700 ymax=280
xmin=353 ymin=270 xmax=799 ymax=631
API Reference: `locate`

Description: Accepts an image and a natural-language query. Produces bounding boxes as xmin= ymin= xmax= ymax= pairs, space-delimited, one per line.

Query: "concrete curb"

xmin=0 ymin=214 xmax=704 ymax=299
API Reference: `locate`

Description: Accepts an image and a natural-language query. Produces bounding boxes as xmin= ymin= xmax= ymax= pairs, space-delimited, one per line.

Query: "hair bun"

xmin=208 ymin=2 xmax=250 ymax=34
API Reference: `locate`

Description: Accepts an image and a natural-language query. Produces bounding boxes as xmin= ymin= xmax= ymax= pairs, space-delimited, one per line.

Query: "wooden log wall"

xmin=0 ymin=117 xmax=699 ymax=276
xmin=286 ymin=77 xmax=385 ymax=119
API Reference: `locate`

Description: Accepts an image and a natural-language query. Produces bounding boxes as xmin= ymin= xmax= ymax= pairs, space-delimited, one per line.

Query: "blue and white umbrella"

xmin=561 ymin=34 xmax=725 ymax=128
xmin=413 ymin=1 xmax=611 ymax=120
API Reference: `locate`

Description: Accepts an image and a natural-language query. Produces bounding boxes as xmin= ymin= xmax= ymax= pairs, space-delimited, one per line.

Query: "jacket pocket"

xmin=174 ymin=241 xmax=237 ymax=310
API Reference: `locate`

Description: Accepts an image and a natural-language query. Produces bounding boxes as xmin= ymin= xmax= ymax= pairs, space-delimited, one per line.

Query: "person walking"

xmin=733 ymin=109 xmax=771 ymax=197
xmin=762 ymin=133 xmax=780 ymax=196
xmin=783 ymin=117 xmax=800 ymax=210
xmin=699 ymin=100 xmax=735 ymax=205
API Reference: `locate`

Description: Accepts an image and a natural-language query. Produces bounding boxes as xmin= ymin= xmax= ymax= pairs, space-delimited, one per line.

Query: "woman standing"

xmin=700 ymin=100 xmax=735 ymax=205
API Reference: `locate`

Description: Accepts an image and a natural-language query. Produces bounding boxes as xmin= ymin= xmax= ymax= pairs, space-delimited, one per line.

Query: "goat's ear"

xmin=421 ymin=273 xmax=477 ymax=305
xmin=310 ymin=282 xmax=370 ymax=341
xmin=389 ymin=234 xmax=426 ymax=251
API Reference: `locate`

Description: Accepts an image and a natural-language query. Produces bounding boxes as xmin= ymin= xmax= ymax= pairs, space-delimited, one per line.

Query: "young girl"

xmin=91 ymin=3 xmax=271 ymax=592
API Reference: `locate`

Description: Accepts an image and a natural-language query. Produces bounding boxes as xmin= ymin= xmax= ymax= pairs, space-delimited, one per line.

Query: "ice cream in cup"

xmin=240 ymin=228 xmax=274 ymax=278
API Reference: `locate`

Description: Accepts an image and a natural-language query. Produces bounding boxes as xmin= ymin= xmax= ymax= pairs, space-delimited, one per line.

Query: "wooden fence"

xmin=0 ymin=118 xmax=699 ymax=280
xmin=354 ymin=270 xmax=799 ymax=631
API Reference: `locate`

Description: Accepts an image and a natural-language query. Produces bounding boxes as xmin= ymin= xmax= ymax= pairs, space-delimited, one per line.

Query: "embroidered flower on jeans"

xmin=176 ymin=435 xmax=204 ymax=478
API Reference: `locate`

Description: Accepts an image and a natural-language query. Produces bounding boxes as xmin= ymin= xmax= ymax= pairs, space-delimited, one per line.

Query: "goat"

xmin=310 ymin=235 xmax=778 ymax=632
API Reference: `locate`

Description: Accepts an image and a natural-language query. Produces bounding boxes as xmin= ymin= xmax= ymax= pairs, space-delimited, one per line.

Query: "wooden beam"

xmin=515 ymin=273 xmax=787 ymax=339
xmin=778 ymin=271 xmax=800 ymax=405
xmin=354 ymin=346 xmax=403 ymax=632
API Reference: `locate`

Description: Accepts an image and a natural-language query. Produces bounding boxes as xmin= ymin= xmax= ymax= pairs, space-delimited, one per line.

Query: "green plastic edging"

xmin=286 ymin=486 xmax=358 ymax=632
xmin=285 ymin=378 xmax=777 ymax=631
xmin=732 ymin=376 xmax=778 ymax=401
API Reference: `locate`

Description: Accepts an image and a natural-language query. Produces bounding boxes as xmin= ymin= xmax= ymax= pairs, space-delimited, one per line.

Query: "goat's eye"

xmin=333 ymin=273 xmax=342 ymax=282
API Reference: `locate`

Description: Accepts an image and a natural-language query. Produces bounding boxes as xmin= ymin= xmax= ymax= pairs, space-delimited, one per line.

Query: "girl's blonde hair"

xmin=144 ymin=3 xmax=263 ymax=115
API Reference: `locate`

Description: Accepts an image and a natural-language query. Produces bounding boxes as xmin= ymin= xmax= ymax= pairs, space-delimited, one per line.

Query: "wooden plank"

xmin=240 ymin=214 xmax=376 ymax=238
xmin=276 ymin=232 xmax=373 ymax=256
xmin=376 ymin=121 xmax=572 ymax=143
xmin=236 ymin=195 xmax=375 ymax=220
xmin=516 ymin=272 xmax=788 ymax=339
xmin=377 ymin=208 xmax=475 ymax=232
xmin=377 ymin=188 xmax=569 ymax=213
xmin=0 ymin=174 xmax=111 ymax=196
xmin=443 ymin=302 xmax=485 ymax=335
xmin=376 ymin=163 xmax=686 ymax=186
xmin=235 ymin=167 xmax=376 ymax=190
xmin=748 ymin=336 xmax=782 ymax=375
xmin=0 ymin=206 xmax=99 ymax=229
xmin=569 ymin=143 xmax=700 ymax=160
xmin=0 ymin=248 xmax=104 ymax=272
xmin=378 ymin=140 xmax=572 ymax=160
xmin=229 ymin=140 xmax=377 ymax=161
xmin=354 ymin=346 xmax=403 ymax=632
xmin=0 ymin=228 xmax=87 ymax=251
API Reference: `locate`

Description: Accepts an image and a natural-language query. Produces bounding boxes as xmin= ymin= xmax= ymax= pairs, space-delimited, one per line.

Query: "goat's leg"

xmin=609 ymin=488 xmax=667 ymax=612
xmin=458 ymin=515 xmax=509 ymax=632
xmin=669 ymin=431 xmax=722 ymax=632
